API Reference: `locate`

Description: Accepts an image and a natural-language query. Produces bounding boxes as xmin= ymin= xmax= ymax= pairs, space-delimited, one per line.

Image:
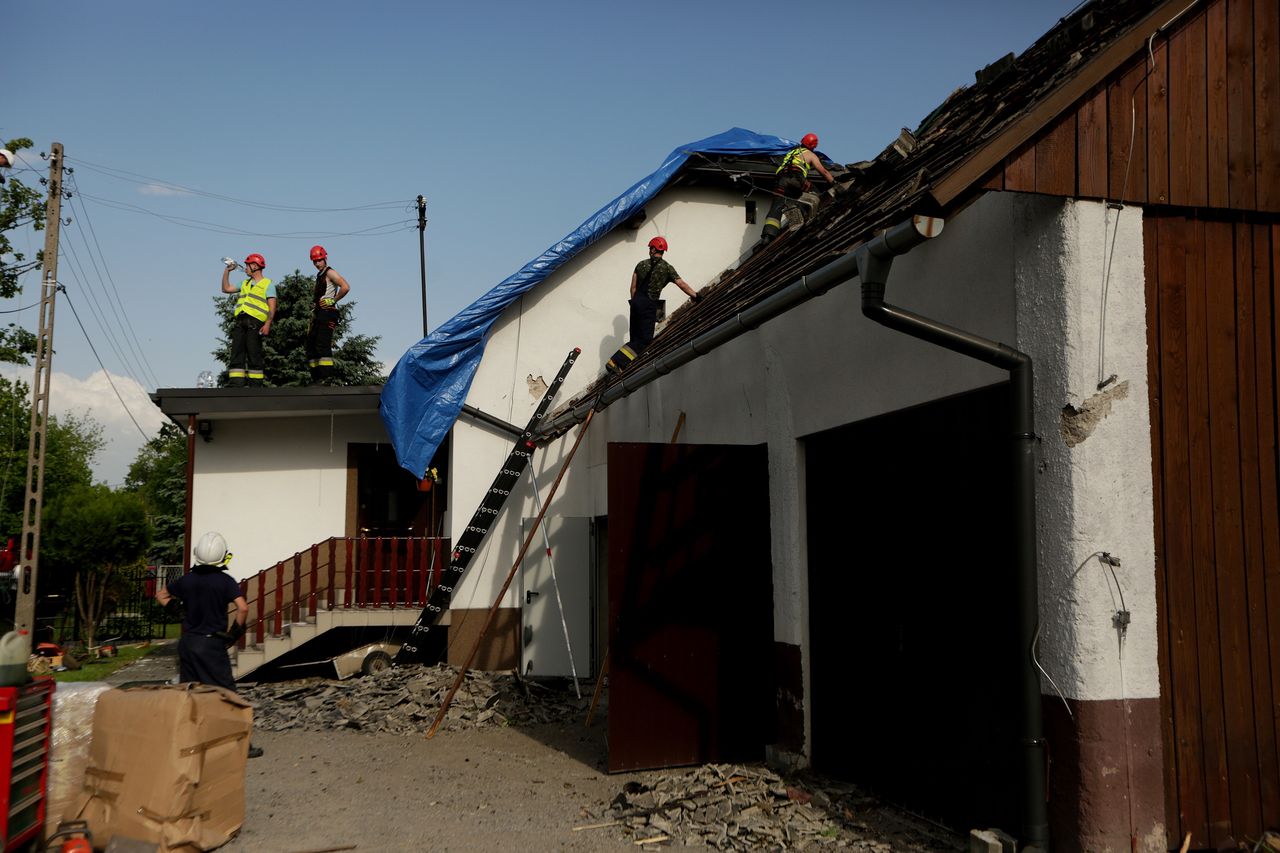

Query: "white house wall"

xmin=448 ymin=187 xmax=764 ymax=610
xmin=191 ymin=413 xmax=390 ymax=580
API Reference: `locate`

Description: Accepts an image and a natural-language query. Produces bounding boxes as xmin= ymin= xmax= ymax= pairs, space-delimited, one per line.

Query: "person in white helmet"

xmin=0 ymin=149 xmax=13 ymax=185
xmin=156 ymin=532 xmax=262 ymax=758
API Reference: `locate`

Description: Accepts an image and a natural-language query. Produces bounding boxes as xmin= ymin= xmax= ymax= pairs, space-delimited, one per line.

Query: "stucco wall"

xmin=1011 ymin=194 xmax=1158 ymax=702
xmin=448 ymin=186 xmax=764 ymax=610
xmin=191 ymin=412 xmax=390 ymax=580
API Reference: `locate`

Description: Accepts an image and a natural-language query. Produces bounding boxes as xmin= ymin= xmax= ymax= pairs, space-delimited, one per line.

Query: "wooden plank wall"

xmin=1146 ymin=210 xmax=1280 ymax=848
xmin=982 ymin=0 xmax=1279 ymax=214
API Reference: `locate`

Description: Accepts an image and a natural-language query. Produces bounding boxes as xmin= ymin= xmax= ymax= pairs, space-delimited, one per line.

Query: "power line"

xmin=58 ymin=287 xmax=153 ymax=442
xmin=66 ymin=157 xmax=406 ymax=213
xmin=76 ymin=192 xmax=414 ymax=238
xmin=65 ymin=176 xmax=161 ymax=388
xmin=0 ymin=303 xmax=36 ymax=315
xmin=57 ymin=244 xmax=144 ymax=388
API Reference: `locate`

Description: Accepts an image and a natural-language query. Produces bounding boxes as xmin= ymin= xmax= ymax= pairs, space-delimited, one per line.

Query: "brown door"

xmin=606 ymin=442 xmax=773 ymax=772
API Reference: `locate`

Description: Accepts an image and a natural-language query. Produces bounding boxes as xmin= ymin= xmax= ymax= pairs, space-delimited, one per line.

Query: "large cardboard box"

xmin=72 ymin=684 xmax=252 ymax=852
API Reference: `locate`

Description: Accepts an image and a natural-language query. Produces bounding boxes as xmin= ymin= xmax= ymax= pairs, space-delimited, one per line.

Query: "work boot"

xmin=248 ymin=744 xmax=263 ymax=759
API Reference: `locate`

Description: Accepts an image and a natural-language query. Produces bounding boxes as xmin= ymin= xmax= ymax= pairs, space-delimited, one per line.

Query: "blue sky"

xmin=6 ymin=0 xmax=1080 ymax=483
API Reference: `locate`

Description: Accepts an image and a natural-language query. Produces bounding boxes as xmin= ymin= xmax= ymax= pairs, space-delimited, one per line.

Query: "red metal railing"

xmin=237 ymin=536 xmax=448 ymax=650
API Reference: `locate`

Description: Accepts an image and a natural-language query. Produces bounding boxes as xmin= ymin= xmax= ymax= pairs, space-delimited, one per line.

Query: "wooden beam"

xmin=931 ymin=0 xmax=1202 ymax=207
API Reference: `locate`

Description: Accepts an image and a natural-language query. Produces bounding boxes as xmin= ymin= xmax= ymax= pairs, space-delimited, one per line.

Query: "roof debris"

xmin=240 ymin=664 xmax=586 ymax=735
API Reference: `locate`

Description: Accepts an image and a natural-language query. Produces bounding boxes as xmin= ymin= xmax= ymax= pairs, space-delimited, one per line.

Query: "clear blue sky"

xmin=6 ymin=0 xmax=1080 ymax=483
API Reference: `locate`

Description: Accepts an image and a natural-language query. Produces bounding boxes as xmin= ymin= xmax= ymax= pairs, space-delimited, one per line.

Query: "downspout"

xmin=857 ymin=244 xmax=1048 ymax=850
xmin=460 ymin=404 xmax=523 ymax=438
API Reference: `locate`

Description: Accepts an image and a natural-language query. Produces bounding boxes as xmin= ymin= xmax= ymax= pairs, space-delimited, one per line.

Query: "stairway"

xmin=230 ymin=535 xmax=447 ymax=680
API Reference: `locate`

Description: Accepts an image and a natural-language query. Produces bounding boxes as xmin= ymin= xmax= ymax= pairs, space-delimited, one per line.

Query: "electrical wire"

xmin=65 ymin=157 xmax=406 ymax=213
xmin=76 ymin=192 xmax=413 ymax=239
xmin=1031 ymin=550 xmax=1114 ymax=718
xmin=57 ymin=287 xmax=153 ymax=442
xmin=58 ymin=244 xmax=144 ymax=389
xmin=65 ymin=176 xmax=161 ymax=388
xmin=0 ymin=304 xmax=35 ymax=315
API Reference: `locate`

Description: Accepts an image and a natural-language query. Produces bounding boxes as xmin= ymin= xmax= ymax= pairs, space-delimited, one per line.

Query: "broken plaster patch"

xmin=1060 ymin=380 xmax=1129 ymax=448
xmin=526 ymin=374 xmax=547 ymax=400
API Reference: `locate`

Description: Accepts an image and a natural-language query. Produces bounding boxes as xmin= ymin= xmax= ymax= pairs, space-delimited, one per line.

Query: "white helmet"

xmin=192 ymin=531 xmax=232 ymax=567
xmin=0 ymin=150 xmax=12 ymax=168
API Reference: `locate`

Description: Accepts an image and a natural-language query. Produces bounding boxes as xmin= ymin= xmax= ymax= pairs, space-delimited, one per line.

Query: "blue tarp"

xmin=379 ymin=128 xmax=803 ymax=477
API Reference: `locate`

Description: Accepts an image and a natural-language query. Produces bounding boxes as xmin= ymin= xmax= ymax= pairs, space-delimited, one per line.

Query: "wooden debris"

xmin=240 ymin=663 xmax=588 ymax=736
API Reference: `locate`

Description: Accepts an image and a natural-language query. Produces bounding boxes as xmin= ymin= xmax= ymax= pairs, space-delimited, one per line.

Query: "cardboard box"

xmin=71 ymin=684 xmax=252 ymax=852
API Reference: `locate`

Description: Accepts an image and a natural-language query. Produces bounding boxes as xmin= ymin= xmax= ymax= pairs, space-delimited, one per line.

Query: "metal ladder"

xmin=395 ymin=347 xmax=580 ymax=664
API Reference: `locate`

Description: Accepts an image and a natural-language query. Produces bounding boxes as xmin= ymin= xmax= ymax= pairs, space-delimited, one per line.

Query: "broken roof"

xmin=379 ymin=128 xmax=805 ymax=478
xmin=548 ymin=0 xmax=1181 ymax=425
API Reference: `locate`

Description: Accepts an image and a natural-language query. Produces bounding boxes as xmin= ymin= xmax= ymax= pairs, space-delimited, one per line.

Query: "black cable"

xmin=0 ymin=303 xmax=35 ymax=314
xmin=77 ymin=192 xmax=413 ymax=238
xmin=66 ymin=157 xmax=405 ymax=213
xmin=58 ymin=245 xmax=142 ymax=388
xmin=66 ymin=177 xmax=161 ymax=388
xmin=58 ymin=287 xmax=152 ymax=442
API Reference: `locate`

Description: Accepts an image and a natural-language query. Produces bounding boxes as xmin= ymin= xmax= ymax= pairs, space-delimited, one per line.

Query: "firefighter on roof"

xmin=760 ymin=133 xmax=835 ymax=244
xmin=220 ymin=253 xmax=276 ymax=386
xmin=306 ymin=245 xmax=351 ymax=385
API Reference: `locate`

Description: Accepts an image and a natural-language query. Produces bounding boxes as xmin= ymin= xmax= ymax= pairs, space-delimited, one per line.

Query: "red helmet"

xmin=801 ymin=133 xmax=819 ymax=150
xmin=309 ymin=245 xmax=327 ymax=261
xmin=244 ymin=253 xmax=266 ymax=269
xmin=648 ymin=237 xmax=668 ymax=252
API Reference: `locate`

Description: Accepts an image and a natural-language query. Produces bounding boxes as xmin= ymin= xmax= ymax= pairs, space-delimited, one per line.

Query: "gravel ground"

xmin=99 ymin=647 xmax=964 ymax=852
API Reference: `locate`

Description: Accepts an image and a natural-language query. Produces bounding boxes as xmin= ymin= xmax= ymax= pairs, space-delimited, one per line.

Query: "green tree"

xmin=0 ymin=137 xmax=43 ymax=363
xmin=41 ymin=484 xmax=150 ymax=648
xmin=212 ymin=270 xmax=384 ymax=387
xmin=0 ymin=376 xmax=102 ymax=539
xmin=124 ymin=421 xmax=186 ymax=565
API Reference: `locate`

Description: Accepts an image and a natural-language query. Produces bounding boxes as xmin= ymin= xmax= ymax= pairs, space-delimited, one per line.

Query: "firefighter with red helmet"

xmin=607 ymin=236 xmax=702 ymax=373
xmin=306 ymin=245 xmax=351 ymax=385
xmin=220 ymin=252 xmax=276 ymax=386
xmin=761 ymin=132 xmax=836 ymax=244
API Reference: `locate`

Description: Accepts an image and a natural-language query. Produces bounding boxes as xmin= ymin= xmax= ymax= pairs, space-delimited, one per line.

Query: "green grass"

xmin=50 ymin=643 xmax=158 ymax=683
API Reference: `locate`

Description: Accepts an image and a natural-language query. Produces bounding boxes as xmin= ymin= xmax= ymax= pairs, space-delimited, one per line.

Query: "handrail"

xmin=236 ymin=535 xmax=449 ymax=650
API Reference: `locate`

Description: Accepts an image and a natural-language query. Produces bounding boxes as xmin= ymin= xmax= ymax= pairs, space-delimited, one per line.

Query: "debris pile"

xmin=598 ymin=764 xmax=960 ymax=851
xmin=240 ymin=664 xmax=587 ymax=735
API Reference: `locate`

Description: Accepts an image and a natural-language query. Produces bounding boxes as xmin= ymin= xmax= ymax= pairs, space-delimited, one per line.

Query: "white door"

xmin=519 ymin=516 xmax=590 ymax=678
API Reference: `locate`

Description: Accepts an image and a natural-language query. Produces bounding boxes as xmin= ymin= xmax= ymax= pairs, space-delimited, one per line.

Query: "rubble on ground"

xmin=592 ymin=764 xmax=962 ymax=851
xmin=243 ymin=667 xmax=962 ymax=849
xmin=240 ymin=663 xmax=587 ymax=735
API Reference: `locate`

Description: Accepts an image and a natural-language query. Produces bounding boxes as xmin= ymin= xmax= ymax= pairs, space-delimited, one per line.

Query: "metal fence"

xmin=53 ymin=564 xmax=182 ymax=646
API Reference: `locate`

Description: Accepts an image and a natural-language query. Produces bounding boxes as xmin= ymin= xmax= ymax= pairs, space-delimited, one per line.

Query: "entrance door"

xmin=520 ymin=516 xmax=591 ymax=678
xmin=606 ymin=442 xmax=773 ymax=772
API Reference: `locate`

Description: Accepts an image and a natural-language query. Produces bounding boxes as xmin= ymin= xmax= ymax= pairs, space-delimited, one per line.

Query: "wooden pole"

xmin=426 ymin=408 xmax=596 ymax=738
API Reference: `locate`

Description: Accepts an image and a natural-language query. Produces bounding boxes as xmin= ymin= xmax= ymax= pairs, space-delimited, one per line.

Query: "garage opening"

xmin=807 ymin=383 xmax=1019 ymax=830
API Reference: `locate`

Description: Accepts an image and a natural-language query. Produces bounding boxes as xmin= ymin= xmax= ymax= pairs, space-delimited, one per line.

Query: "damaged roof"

xmin=554 ymin=0 xmax=1183 ymax=420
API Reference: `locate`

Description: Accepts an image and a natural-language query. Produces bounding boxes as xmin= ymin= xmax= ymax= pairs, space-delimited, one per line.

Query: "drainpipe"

xmin=857 ymin=242 xmax=1048 ymax=850
xmin=460 ymin=404 xmax=523 ymax=438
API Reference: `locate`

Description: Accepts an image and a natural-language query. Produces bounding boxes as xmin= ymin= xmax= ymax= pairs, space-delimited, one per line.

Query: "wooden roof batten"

xmin=931 ymin=0 xmax=1205 ymax=207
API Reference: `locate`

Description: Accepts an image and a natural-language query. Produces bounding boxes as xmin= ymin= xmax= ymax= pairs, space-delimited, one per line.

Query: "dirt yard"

xmin=101 ymin=645 xmax=964 ymax=852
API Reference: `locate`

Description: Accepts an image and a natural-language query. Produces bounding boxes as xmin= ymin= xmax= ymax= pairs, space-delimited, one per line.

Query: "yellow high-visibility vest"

xmin=235 ymin=278 xmax=272 ymax=322
xmin=776 ymin=147 xmax=810 ymax=177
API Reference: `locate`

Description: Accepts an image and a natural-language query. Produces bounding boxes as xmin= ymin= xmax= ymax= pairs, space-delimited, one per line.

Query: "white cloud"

xmin=138 ymin=183 xmax=191 ymax=197
xmin=0 ymin=366 xmax=167 ymax=487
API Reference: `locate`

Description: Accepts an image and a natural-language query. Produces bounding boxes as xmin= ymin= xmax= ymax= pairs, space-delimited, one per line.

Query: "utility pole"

xmin=417 ymin=195 xmax=428 ymax=336
xmin=13 ymin=142 xmax=64 ymax=653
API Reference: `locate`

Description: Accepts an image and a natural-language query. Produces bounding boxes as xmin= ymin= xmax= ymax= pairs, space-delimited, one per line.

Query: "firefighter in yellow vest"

xmin=760 ymin=133 xmax=835 ymax=244
xmin=220 ymin=253 xmax=277 ymax=386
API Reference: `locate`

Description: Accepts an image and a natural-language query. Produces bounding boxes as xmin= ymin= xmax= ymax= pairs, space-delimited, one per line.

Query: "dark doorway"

xmin=807 ymin=383 xmax=1018 ymax=831
xmin=606 ymin=442 xmax=774 ymax=772
xmin=351 ymin=440 xmax=446 ymax=538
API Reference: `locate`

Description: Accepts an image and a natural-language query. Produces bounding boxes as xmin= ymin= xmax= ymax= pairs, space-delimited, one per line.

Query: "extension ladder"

xmin=395 ymin=347 xmax=580 ymax=664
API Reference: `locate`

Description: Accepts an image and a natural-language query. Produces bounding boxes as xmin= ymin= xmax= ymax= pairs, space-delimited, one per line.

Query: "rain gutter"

xmin=535 ymin=215 xmax=942 ymax=439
